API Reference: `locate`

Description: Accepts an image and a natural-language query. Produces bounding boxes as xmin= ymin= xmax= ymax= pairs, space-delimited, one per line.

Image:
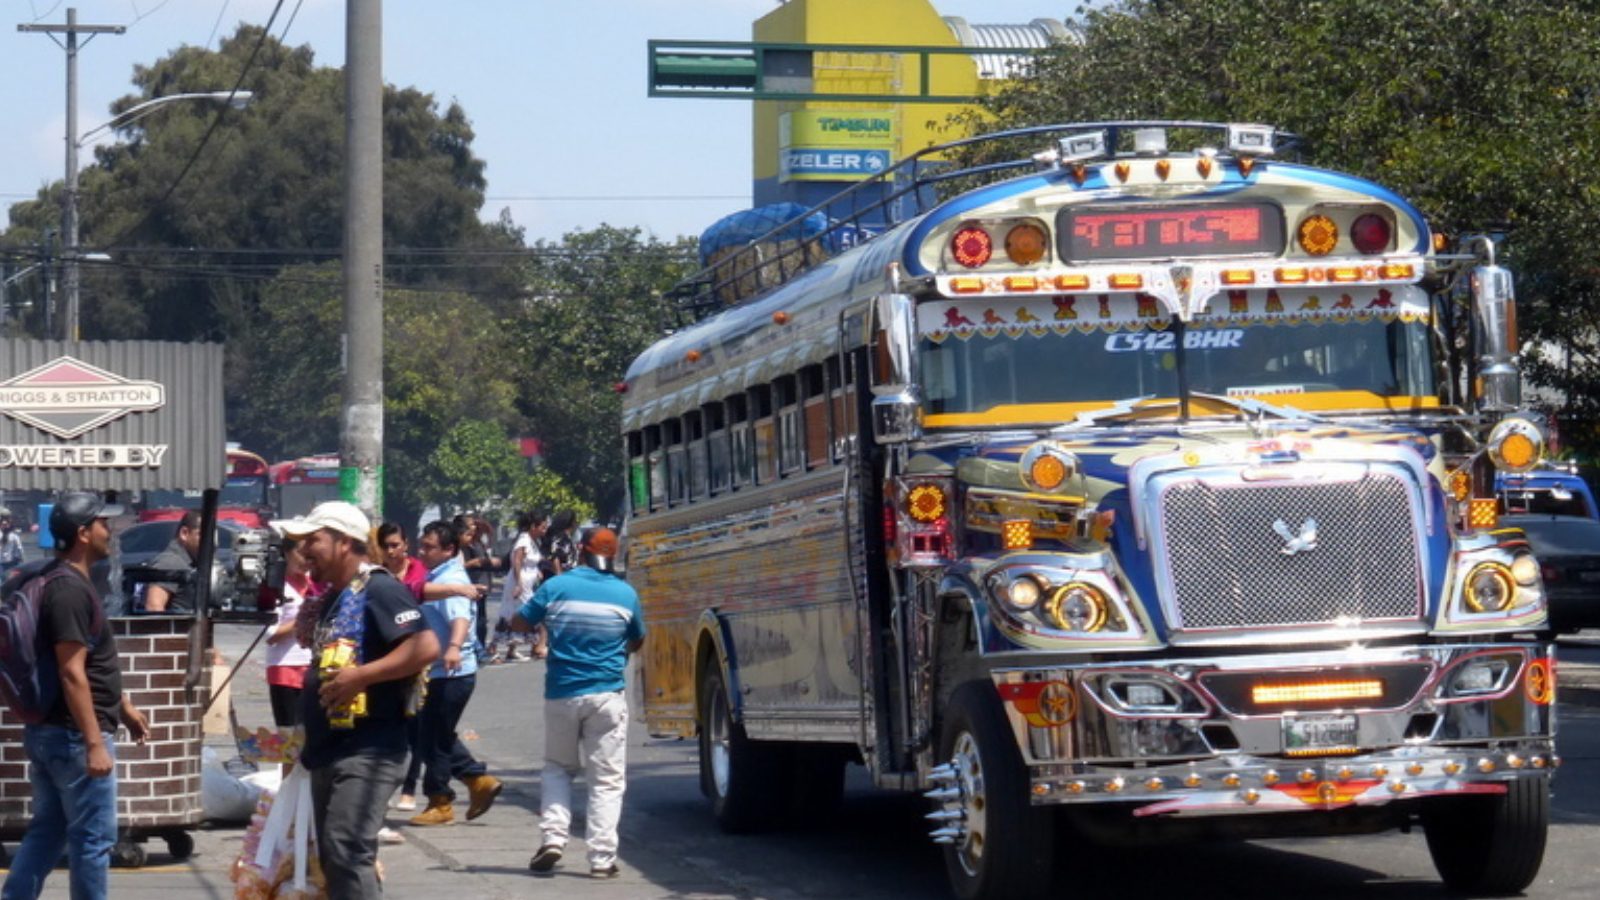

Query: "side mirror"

xmin=872 ymin=390 xmax=922 ymax=444
xmin=1471 ymin=263 xmax=1520 ymax=413
xmin=869 ymin=294 xmax=921 ymax=443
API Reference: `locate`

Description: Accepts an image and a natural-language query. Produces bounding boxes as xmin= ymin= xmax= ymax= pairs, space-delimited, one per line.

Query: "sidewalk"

xmin=11 ymin=625 xmax=708 ymax=899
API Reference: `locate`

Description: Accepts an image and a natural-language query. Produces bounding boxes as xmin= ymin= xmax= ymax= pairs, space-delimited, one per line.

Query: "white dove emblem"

xmin=1273 ymin=518 xmax=1318 ymax=555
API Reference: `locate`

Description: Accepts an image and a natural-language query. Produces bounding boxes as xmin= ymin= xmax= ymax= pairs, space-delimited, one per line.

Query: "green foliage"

xmin=429 ymin=420 xmax=526 ymax=513
xmin=510 ymin=226 xmax=696 ymax=519
xmin=968 ymin=0 xmax=1600 ymax=456
xmin=511 ymin=467 xmax=597 ymax=526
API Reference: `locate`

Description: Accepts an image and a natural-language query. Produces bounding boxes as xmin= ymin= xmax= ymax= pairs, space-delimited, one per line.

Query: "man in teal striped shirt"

xmin=513 ymin=527 xmax=644 ymax=880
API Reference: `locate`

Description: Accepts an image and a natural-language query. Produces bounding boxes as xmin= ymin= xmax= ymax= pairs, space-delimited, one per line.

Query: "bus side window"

xmin=826 ymin=353 xmax=849 ymax=462
xmin=665 ymin=418 xmax=687 ymax=507
xmin=626 ymin=431 xmax=649 ymax=514
xmin=706 ymin=403 xmax=730 ymax=496
xmin=728 ymin=394 xmax=752 ymax=489
xmin=801 ymin=364 xmax=829 ymax=469
xmin=685 ymin=410 xmax=706 ymax=502
xmin=750 ymin=384 xmax=777 ymax=484
xmin=776 ymin=375 xmax=804 ymax=476
xmin=645 ymin=424 xmax=667 ymax=512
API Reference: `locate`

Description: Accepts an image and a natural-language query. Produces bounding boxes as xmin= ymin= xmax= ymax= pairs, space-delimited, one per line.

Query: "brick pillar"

xmin=0 ymin=616 xmax=210 ymax=836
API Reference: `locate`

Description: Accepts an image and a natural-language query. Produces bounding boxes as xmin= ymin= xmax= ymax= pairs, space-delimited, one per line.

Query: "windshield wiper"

xmin=1052 ymin=391 xmax=1323 ymax=433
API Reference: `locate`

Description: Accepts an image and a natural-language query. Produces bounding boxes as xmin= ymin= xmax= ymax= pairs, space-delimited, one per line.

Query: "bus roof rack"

xmin=672 ymin=121 xmax=1303 ymax=326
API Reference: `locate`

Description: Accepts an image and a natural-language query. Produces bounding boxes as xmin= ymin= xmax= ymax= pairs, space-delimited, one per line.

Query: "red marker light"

xmin=951 ymin=225 xmax=993 ymax=269
xmin=613 ymin=382 xmax=628 ymax=394
xmin=1350 ymin=214 xmax=1392 ymax=255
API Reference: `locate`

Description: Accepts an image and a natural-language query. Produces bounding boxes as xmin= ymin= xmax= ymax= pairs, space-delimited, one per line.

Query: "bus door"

xmin=852 ymin=294 xmax=922 ymax=778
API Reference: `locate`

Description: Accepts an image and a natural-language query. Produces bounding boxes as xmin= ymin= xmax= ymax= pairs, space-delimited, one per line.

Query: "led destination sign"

xmin=1059 ymin=202 xmax=1285 ymax=262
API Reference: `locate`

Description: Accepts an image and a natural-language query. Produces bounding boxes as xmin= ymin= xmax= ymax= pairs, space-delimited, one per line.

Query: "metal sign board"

xmin=0 ymin=339 xmax=225 ymax=491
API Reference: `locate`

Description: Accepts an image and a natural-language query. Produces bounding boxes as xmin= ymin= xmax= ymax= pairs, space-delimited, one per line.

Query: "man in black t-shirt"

xmin=3 ymin=493 xmax=149 ymax=900
xmin=279 ymin=501 xmax=438 ymax=900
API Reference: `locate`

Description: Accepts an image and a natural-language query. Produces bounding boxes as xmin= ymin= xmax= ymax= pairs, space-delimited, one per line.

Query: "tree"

xmin=965 ymin=0 xmax=1600 ymax=457
xmin=511 ymin=468 xmax=597 ymax=527
xmin=230 ymin=264 xmax=521 ymax=530
xmin=428 ymin=420 xmax=526 ymax=514
xmin=509 ymin=226 xmax=696 ymax=520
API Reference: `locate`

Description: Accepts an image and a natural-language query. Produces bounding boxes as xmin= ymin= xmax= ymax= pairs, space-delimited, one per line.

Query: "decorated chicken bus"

xmin=621 ymin=122 xmax=1553 ymax=899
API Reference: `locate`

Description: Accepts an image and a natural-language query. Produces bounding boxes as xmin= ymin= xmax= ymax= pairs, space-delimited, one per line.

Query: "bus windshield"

xmin=146 ymin=478 xmax=268 ymax=511
xmin=917 ymin=290 xmax=1437 ymax=422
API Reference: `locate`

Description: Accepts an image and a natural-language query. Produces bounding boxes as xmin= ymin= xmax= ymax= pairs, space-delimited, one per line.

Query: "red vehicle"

xmin=270 ymin=453 xmax=343 ymax=520
xmin=140 ymin=447 xmax=274 ymax=528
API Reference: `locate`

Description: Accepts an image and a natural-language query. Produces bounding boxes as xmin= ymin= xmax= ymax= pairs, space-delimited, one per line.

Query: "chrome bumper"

xmin=988 ymin=641 xmax=1556 ymax=816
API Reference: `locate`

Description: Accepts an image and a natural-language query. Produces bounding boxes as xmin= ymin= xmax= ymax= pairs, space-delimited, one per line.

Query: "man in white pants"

xmin=512 ymin=527 xmax=644 ymax=879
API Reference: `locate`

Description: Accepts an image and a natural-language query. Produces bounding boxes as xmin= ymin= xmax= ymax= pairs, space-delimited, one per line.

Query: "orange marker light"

xmin=1221 ymin=269 xmax=1256 ymax=286
xmin=1448 ymin=469 xmax=1472 ymax=502
xmin=1251 ymin=679 xmax=1384 ymax=705
xmin=1004 ymin=276 xmax=1041 ymax=292
xmin=1298 ymin=215 xmax=1339 ymax=256
xmin=1468 ymin=498 xmax=1499 ymax=529
xmin=1005 ymin=223 xmax=1049 ymax=266
xmin=1380 ymin=264 xmax=1415 ymax=280
xmin=1055 ymin=274 xmax=1090 ymax=291
xmin=906 ymin=484 xmax=948 ymax=523
xmin=950 ymin=277 xmax=986 ymax=294
xmin=1109 ymin=273 xmax=1144 ymax=290
xmin=1030 ymin=454 xmax=1067 ymax=490
xmin=1275 ymin=267 xmax=1309 ymax=284
xmin=1001 ymin=519 xmax=1033 ymax=551
xmin=1329 ymin=267 xmax=1363 ymax=283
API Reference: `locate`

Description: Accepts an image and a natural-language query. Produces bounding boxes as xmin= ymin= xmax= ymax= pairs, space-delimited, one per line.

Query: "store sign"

xmin=780 ymin=110 xmax=896 ymax=150
xmin=781 ymin=148 xmax=892 ymax=182
xmin=0 ymin=356 xmax=166 ymax=440
xmin=0 ymin=340 xmax=221 ymax=490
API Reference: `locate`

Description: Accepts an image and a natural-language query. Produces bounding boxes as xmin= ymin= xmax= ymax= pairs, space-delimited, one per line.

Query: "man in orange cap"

xmin=512 ymin=526 xmax=644 ymax=880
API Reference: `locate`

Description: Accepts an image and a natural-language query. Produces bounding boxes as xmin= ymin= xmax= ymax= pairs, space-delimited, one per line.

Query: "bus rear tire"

xmin=698 ymin=667 xmax=783 ymax=833
xmin=1422 ymin=776 xmax=1548 ymax=895
xmin=937 ymin=681 xmax=1054 ymax=900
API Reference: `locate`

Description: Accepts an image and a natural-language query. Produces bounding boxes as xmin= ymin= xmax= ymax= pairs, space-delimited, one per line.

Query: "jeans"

xmin=421 ymin=674 xmax=486 ymax=799
xmin=1 ymin=726 xmax=118 ymax=900
xmin=400 ymin=715 xmax=423 ymax=796
xmin=310 ymin=746 xmax=406 ymax=900
xmin=539 ymin=691 xmax=629 ymax=869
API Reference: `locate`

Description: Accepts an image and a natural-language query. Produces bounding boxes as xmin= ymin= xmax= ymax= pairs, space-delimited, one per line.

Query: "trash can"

xmin=0 ymin=614 xmax=211 ymax=867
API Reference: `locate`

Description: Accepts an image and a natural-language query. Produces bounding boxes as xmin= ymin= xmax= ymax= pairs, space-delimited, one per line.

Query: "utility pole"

xmin=341 ymin=0 xmax=385 ymax=520
xmin=19 ymin=8 xmax=125 ymax=341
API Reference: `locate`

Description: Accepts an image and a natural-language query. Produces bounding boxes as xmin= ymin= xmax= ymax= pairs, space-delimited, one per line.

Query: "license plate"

xmin=1283 ymin=713 xmax=1358 ymax=753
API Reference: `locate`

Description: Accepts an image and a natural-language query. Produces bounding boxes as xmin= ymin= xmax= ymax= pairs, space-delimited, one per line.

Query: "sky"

xmin=3 ymin=0 xmax=1076 ymax=245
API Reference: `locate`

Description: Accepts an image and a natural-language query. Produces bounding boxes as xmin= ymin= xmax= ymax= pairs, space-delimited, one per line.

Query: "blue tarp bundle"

xmin=698 ymin=203 xmax=831 ymax=268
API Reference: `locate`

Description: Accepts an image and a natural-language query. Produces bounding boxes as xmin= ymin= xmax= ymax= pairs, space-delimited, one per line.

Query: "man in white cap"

xmin=277 ymin=501 xmax=439 ymax=899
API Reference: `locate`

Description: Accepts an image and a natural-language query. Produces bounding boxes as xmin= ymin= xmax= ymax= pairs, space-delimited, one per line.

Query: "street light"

xmin=63 ymin=90 xmax=254 ymax=341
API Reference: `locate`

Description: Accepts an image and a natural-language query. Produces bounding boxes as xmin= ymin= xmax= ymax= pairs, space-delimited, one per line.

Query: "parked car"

xmin=89 ymin=519 xmax=242 ymax=614
xmin=1497 ymin=467 xmax=1598 ymax=520
xmin=1503 ymin=513 xmax=1600 ymax=633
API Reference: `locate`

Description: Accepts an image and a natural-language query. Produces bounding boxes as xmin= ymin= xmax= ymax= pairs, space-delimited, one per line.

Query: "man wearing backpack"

xmin=2 ymin=493 xmax=149 ymax=900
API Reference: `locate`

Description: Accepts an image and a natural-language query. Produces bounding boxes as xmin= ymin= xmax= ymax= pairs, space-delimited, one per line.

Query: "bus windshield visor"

xmin=916 ymin=287 xmax=1437 ymax=422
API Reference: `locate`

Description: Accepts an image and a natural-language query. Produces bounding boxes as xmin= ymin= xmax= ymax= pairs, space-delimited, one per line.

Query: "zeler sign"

xmin=0 ymin=340 xmax=224 ymax=492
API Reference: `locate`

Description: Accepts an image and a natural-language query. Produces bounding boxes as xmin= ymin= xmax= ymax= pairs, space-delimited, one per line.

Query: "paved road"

xmin=6 ymin=625 xmax=1600 ymax=898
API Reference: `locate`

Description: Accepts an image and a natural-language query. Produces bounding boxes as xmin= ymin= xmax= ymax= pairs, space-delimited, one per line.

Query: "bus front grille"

xmin=1156 ymin=471 xmax=1425 ymax=631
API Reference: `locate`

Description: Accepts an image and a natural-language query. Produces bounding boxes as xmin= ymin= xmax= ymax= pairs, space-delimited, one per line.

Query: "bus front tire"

xmin=698 ymin=668 xmax=782 ymax=833
xmin=937 ymin=681 xmax=1054 ymax=900
xmin=1422 ymin=775 xmax=1548 ymax=895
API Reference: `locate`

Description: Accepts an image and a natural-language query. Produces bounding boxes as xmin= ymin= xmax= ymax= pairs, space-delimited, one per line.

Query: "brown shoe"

xmin=409 ymin=795 xmax=455 ymax=826
xmin=465 ymin=774 xmax=503 ymax=821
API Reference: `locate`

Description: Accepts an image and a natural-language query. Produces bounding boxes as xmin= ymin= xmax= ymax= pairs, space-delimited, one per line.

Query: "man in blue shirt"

xmin=513 ymin=527 xmax=644 ymax=879
xmin=408 ymin=520 xmax=502 ymax=826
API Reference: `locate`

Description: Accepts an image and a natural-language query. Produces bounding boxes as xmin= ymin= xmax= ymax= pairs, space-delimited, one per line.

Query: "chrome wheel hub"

xmin=926 ymin=731 xmax=987 ymax=875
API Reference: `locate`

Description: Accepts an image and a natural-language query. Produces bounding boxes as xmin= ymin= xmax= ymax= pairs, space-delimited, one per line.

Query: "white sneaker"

xmin=392 ymin=793 xmax=417 ymax=811
xmin=378 ymin=826 xmax=406 ymax=845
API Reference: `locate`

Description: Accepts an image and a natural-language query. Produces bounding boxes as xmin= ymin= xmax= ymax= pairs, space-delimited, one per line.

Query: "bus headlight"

xmin=1464 ymin=563 xmax=1515 ymax=613
xmin=1045 ymin=583 xmax=1109 ymax=632
xmin=1002 ymin=575 xmax=1043 ymax=612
